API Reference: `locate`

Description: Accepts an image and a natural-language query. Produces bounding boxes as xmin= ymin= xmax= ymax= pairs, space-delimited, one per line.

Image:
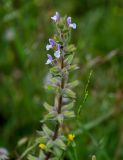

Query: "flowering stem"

xmin=45 ymin=56 xmax=65 ymax=160
xmin=58 ymin=55 xmax=64 ymax=113
xmin=33 ymin=12 xmax=78 ymax=160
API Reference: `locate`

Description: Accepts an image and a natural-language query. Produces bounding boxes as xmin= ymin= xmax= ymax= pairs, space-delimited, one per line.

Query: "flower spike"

xmin=28 ymin=12 xmax=78 ymax=160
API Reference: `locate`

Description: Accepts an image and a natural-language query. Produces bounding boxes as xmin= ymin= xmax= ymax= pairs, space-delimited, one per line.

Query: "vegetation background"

xmin=0 ymin=0 xmax=123 ymax=159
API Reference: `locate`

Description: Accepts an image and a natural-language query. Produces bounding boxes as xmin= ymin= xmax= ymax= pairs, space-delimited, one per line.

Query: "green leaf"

xmin=51 ymin=77 xmax=60 ymax=84
xmin=46 ymin=84 xmax=56 ymax=91
xmin=17 ymin=137 xmax=28 ymax=147
xmin=43 ymin=102 xmax=52 ymax=111
xmin=50 ymin=66 xmax=60 ymax=76
xmin=27 ymin=154 xmax=37 ymax=160
xmin=19 ymin=144 xmax=37 ymax=160
xmin=63 ymin=88 xmax=76 ymax=99
xmin=46 ymin=139 xmax=54 ymax=150
xmin=65 ymin=54 xmax=74 ymax=64
xmin=68 ymin=64 xmax=79 ymax=72
xmin=53 ymin=147 xmax=63 ymax=158
xmin=65 ymin=44 xmax=76 ymax=53
xmin=43 ymin=111 xmax=57 ymax=121
xmin=35 ymin=137 xmax=46 ymax=144
xmin=68 ymin=80 xmax=79 ymax=88
xmin=64 ymin=111 xmax=75 ymax=118
xmin=46 ymin=84 xmax=60 ymax=94
xmin=71 ymin=141 xmax=76 ymax=147
xmin=77 ymin=70 xmax=93 ymax=116
xmin=54 ymin=138 xmax=66 ymax=150
xmin=62 ymin=101 xmax=75 ymax=111
xmin=39 ymin=150 xmax=45 ymax=159
xmin=42 ymin=125 xmax=53 ymax=136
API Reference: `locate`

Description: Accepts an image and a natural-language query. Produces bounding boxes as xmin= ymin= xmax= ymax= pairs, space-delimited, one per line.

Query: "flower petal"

xmin=45 ymin=54 xmax=53 ymax=64
xmin=51 ymin=12 xmax=60 ymax=22
xmin=67 ymin=17 xmax=71 ymax=26
xmin=47 ymin=54 xmax=53 ymax=61
xmin=46 ymin=44 xmax=52 ymax=50
xmin=57 ymin=44 xmax=61 ymax=51
xmin=54 ymin=50 xmax=60 ymax=58
xmin=69 ymin=23 xmax=76 ymax=29
xmin=45 ymin=59 xmax=51 ymax=64
xmin=49 ymin=39 xmax=55 ymax=46
xmin=51 ymin=15 xmax=57 ymax=21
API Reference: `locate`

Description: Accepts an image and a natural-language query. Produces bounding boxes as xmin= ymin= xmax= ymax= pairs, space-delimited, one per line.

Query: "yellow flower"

xmin=68 ymin=134 xmax=75 ymax=141
xmin=38 ymin=143 xmax=46 ymax=150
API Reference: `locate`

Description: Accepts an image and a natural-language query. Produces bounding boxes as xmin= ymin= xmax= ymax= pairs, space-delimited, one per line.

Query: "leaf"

xmin=63 ymin=111 xmax=75 ymax=118
xmin=50 ymin=66 xmax=60 ymax=76
xmin=27 ymin=154 xmax=37 ymax=160
xmin=19 ymin=144 xmax=37 ymax=160
xmin=67 ymin=80 xmax=79 ymax=88
xmin=51 ymin=77 xmax=60 ymax=84
xmin=46 ymin=84 xmax=56 ymax=91
xmin=17 ymin=137 xmax=28 ymax=147
xmin=54 ymin=139 xmax=66 ymax=150
xmin=35 ymin=137 xmax=46 ymax=144
xmin=42 ymin=125 xmax=53 ymax=136
xmin=65 ymin=54 xmax=74 ymax=64
xmin=46 ymin=140 xmax=54 ymax=149
xmin=62 ymin=101 xmax=75 ymax=111
xmin=63 ymin=88 xmax=76 ymax=99
xmin=43 ymin=102 xmax=52 ymax=111
xmin=68 ymin=64 xmax=79 ymax=72
xmin=39 ymin=150 xmax=45 ymax=159
xmin=46 ymin=84 xmax=60 ymax=94
xmin=43 ymin=111 xmax=57 ymax=121
xmin=77 ymin=70 xmax=93 ymax=116
xmin=53 ymin=147 xmax=63 ymax=158
xmin=65 ymin=44 xmax=76 ymax=53
xmin=71 ymin=141 xmax=76 ymax=147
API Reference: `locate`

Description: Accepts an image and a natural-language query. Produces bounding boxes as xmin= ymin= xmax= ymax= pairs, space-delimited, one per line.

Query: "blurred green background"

xmin=0 ymin=0 xmax=123 ymax=159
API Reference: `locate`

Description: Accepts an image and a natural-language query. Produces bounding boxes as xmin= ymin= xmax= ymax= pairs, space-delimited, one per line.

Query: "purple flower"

xmin=67 ymin=17 xmax=72 ymax=25
xmin=45 ymin=54 xmax=53 ymax=64
xmin=51 ymin=12 xmax=60 ymax=22
xmin=67 ymin=17 xmax=76 ymax=29
xmin=46 ymin=39 xmax=55 ymax=50
xmin=54 ymin=44 xmax=61 ymax=58
xmin=0 ymin=148 xmax=8 ymax=160
xmin=49 ymin=39 xmax=55 ymax=46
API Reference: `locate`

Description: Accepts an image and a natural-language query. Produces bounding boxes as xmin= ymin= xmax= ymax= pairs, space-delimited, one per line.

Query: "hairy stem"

xmin=45 ymin=56 xmax=64 ymax=160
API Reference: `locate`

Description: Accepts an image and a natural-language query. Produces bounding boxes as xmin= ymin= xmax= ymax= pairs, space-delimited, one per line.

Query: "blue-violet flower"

xmin=54 ymin=44 xmax=61 ymax=58
xmin=0 ymin=148 xmax=8 ymax=160
xmin=46 ymin=38 xmax=55 ymax=50
xmin=45 ymin=54 xmax=53 ymax=64
xmin=51 ymin=12 xmax=60 ymax=22
xmin=67 ymin=17 xmax=76 ymax=29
